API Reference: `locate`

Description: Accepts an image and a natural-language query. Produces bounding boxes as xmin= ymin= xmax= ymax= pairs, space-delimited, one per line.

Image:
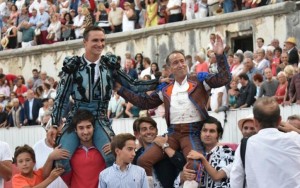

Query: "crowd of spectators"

xmin=0 ymin=34 xmax=300 ymax=128
xmin=0 ymin=0 xmax=289 ymax=50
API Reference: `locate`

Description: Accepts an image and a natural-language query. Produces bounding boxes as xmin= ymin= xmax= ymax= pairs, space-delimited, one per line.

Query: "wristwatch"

xmin=162 ymin=143 xmax=170 ymax=151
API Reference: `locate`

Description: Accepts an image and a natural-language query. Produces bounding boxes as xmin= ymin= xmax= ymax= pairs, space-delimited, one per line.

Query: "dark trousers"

xmin=113 ymin=24 xmax=122 ymax=33
xmin=168 ymin=13 xmax=182 ymax=23
xmin=27 ymin=119 xmax=36 ymax=125
xmin=137 ymin=122 xmax=204 ymax=176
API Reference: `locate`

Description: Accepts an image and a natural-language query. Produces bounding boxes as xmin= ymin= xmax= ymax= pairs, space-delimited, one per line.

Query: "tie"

xmin=90 ymin=64 xmax=96 ymax=84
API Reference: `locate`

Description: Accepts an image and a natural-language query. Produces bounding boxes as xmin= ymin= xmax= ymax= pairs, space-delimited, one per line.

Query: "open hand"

xmin=49 ymin=168 xmax=64 ymax=180
xmin=211 ymin=34 xmax=224 ymax=55
xmin=50 ymin=145 xmax=70 ymax=160
xmin=181 ymin=163 xmax=196 ymax=181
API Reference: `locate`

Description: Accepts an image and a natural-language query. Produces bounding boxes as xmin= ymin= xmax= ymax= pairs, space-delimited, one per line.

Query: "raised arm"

xmin=204 ymin=35 xmax=231 ymax=88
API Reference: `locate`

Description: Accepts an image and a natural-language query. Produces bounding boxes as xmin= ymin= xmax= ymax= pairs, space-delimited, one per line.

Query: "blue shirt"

xmin=99 ymin=163 xmax=149 ymax=188
xmin=29 ymin=15 xmax=39 ymax=29
xmin=37 ymin=12 xmax=49 ymax=31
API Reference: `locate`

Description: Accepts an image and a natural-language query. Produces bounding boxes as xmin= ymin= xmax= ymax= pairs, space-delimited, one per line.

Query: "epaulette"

xmin=62 ymin=56 xmax=81 ymax=74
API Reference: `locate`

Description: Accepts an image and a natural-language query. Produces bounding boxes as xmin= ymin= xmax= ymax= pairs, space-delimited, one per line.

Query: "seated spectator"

xmin=9 ymin=4 xmax=18 ymax=26
xmin=47 ymin=13 xmax=61 ymax=43
xmin=99 ymin=133 xmax=149 ymax=188
xmin=208 ymin=52 xmax=218 ymax=74
xmin=271 ymin=47 xmax=282 ymax=76
xmin=13 ymin=77 xmax=27 ymax=105
xmin=253 ymin=73 xmax=263 ymax=99
xmin=195 ymin=51 xmax=209 ymax=73
xmin=125 ymin=102 xmax=141 ymax=118
xmin=123 ymin=58 xmax=138 ymax=80
xmin=0 ymin=74 xmax=10 ymax=98
xmin=279 ymin=114 xmax=300 ymax=134
xmin=243 ymin=50 xmax=261 ymax=81
xmin=228 ymin=79 xmax=239 ymax=109
xmin=135 ymin=53 xmax=144 ymax=75
xmin=274 ymin=71 xmax=287 ymax=104
xmin=237 ymin=114 xmax=257 ymax=138
xmin=150 ymin=62 xmax=159 ymax=79
xmin=209 ymin=85 xmax=227 ymax=113
xmin=236 ymin=73 xmax=256 ymax=108
xmin=12 ymin=144 xmax=66 ymax=188
xmin=37 ymin=98 xmax=50 ymax=124
xmin=277 ymin=52 xmax=289 ymax=73
xmin=140 ymin=57 xmax=151 ymax=79
xmin=16 ymin=6 xmax=30 ymax=46
xmin=46 ymin=0 xmax=57 ymax=15
xmin=256 ymin=48 xmax=270 ymax=73
xmin=42 ymin=81 xmax=56 ymax=99
xmin=8 ymin=98 xmax=25 ymax=127
xmin=183 ymin=116 xmax=234 ymax=187
xmin=258 ymin=67 xmax=279 ymax=97
xmin=0 ymin=104 xmax=8 ymax=127
xmin=107 ymin=92 xmax=126 ymax=119
xmin=231 ymin=53 xmax=244 ymax=78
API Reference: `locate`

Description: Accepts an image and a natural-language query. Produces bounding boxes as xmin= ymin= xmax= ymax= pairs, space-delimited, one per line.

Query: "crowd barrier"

xmin=1 ymin=104 xmax=299 ymax=152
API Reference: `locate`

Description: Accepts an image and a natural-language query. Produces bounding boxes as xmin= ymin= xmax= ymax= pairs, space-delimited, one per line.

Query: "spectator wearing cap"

xmin=284 ymin=37 xmax=299 ymax=67
xmin=238 ymin=114 xmax=257 ymax=138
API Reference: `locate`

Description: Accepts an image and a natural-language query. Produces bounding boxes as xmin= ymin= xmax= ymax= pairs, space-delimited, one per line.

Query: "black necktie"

xmin=90 ymin=64 xmax=96 ymax=84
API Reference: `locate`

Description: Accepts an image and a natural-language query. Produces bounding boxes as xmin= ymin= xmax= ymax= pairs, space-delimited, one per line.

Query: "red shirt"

xmin=62 ymin=146 xmax=106 ymax=188
xmin=15 ymin=85 xmax=27 ymax=104
xmin=196 ymin=62 xmax=209 ymax=73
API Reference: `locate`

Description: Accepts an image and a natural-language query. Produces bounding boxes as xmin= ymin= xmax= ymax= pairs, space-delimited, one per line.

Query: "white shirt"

xmin=210 ymin=86 xmax=227 ymax=111
xmin=28 ymin=99 xmax=34 ymax=120
xmin=84 ymin=56 xmax=101 ymax=83
xmin=140 ymin=66 xmax=151 ymax=79
xmin=230 ymin=128 xmax=300 ymax=188
xmin=169 ymin=76 xmax=202 ymax=124
xmin=0 ymin=141 xmax=12 ymax=187
xmin=167 ymin=0 xmax=181 ymax=14
xmin=33 ymin=139 xmax=68 ymax=188
xmin=73 ymin=14 xmax=85 ymax=38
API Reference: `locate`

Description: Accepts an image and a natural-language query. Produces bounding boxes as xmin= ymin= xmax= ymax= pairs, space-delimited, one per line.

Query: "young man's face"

xmin=84 ymin=30 xmax=106 ymax=58
xmin=201 ymin=123 xmax=219 ymax=147
xmin=76 ymin=120 xmax=94 ymax=145
xmin=16 ymin=152 xmax=35 ymax=176
xmin=241 ymin=120 xmax=257 ymax=138
xmin=117 ymin=140 xmax=136 ymax=165
xmin=139 ymin=122 xmax=157 ymax=146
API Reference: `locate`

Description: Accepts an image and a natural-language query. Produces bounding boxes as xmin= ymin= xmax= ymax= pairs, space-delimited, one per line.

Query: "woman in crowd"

xmin=135 ymin=53 xmax=144 ymax=75
xmin=122 ymin=2 xmax=135 ymax=32
xmin=47 ymin=0 xmax=57 ymax=14
xmin=271 ymin=47 xmax=282 ymax=76
xmin=9 ymin=98 xmax=24 ymax=127
xmin=37 ymin=98 xmax=50 ymax=124
xmin=253 ymin=73 xmax=264 ymax=99
xmin=10 ymin=4 xmax=19 ymax=26
xmin=274 ymin=71 xmax=288 ymax=104
xmin=59 ymin=0 xmax=70 ymax=13
xmin=61 ymin=12 xmax=75 ymax=40
xmin=145 ymin=0 xmax=158 ymax=27
xmin=228 ymin=79 xmax=239 ymax=109
xmin=81 ymin=7 xmax=94 ymax=32
xmin=231 ymin=53 xmax=244 ymax=78
xmin=150 ymin=62 xmax=159 ymax=79
xmin=5 ymin=19 xmax=18 ymax=49
xmin=47 ymin=13 xmax=61 ymax=43
xmin=42 ymin=82 xmax=56 ymax=99
xmin=94 ymin=3 xmax=110 ymax=34
xmin=283 ymin=65 xmax=296 ymax=105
